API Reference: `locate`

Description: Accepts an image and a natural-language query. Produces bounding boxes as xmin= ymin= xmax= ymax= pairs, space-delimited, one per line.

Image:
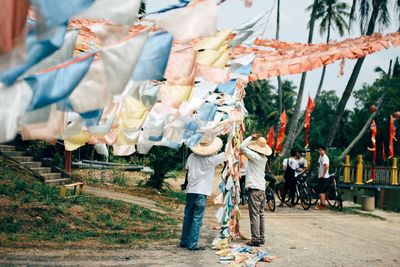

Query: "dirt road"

xmin=1 ymin=203 xmax=400 ymax=266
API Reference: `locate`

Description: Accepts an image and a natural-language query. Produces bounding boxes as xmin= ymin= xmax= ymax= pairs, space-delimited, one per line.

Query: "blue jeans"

xmin=180 ymin=193 xmax=207 ymax=250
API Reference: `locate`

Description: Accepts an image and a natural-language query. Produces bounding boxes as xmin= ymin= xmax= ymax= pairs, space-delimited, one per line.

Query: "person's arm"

xmin=321 ymin=164 xmax=328 ymax=178
xmin=282 ymin=159 xmax=287 ymax=171
xmin=240 ymin=136 xmax=262 ymax=162
xmin=211 ymin=152 xmax=226 ymax=166
xmin=181 ymin=171 xmax=188 ymax=191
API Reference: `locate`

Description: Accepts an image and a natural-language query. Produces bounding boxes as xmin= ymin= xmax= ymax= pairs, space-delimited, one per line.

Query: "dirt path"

xmin=1 ymin=203 xmax=400 ymax=266
xmin=84 ymin=186 xmax=167 ymax=214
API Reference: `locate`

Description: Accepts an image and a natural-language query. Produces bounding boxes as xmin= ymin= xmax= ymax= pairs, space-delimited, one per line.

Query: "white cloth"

xmin=283 ymin=157 xmax=299 ymax=177
xmin=185 ymin=152 xmax=225 ymax=196
xmin=318 ymin=154 xmax=330 ymax=178
xmin=240 ymin=136 xmax=267 ymax=191
xmin=79 ymin=0 xmax=141 ymax=26
xmin=296 ymin=157 xmax=307 ymax=176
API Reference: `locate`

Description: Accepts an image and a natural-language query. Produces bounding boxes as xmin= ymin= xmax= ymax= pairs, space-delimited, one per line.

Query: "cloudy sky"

xmin=148 ymin=0 xmax=400 ymax=110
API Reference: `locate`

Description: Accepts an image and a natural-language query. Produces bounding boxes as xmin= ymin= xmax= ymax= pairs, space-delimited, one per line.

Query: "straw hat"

xmin=190 ymin=137 xmax=223 ymax=156
xmin=248 ymin=137 xmax=272 ymax=156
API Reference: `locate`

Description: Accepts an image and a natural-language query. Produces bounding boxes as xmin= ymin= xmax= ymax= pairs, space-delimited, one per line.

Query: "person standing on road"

xmin=240 ymin=134 xmax=272 ymax=247
xmin=180 ymin=137 xmax=225 ymax=251
xmin=280 ymin=149 xmax=299 ymax=207
xmin=315 ymin=145 xmax=330 ymax=210
xmin=296 ymin=151 xmax=308 ymax=177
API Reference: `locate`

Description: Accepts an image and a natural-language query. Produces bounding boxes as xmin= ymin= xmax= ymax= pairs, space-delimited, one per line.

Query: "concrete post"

xmin=391 ymin=157 xmax=398 ymax=185
xmin=343 ymin=155 xmax=351 ymax=183
xmin=355 ymin=154 xmax=363 ymax=185
xmin=306 ymin=152 xmax=311 ymax=170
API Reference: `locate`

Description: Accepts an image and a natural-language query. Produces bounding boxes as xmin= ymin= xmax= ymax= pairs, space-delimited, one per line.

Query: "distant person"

xmin=180 ymin=137 xmax=225 ymax=250
xmin=280 ymin=149 xmax=298 ymax=207
xmin=315 ymin=145 xmax=330 ymax=210
xmin=296 ymin=151 xmax=308 ymax=177
xmin=240 ymin=134 xmax=272 ymax=247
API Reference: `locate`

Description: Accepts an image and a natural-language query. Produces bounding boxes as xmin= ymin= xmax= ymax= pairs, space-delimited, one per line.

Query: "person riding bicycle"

xmin=279 ymin=148 xmax=299 ymax=207
xmin=315 ymin=145 xmax=330 ymax=210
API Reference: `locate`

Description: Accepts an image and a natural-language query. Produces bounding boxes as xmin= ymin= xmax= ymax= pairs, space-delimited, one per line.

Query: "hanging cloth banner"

xmin=382 ymin=141 xmax=387 ymax=161
xmin=0 ymin=24 xmax=67 ymax=86
xmin=266 ymin=126 xmax=275 ymax=149
xmin=275 ymin=110 xmax=287 ymax=154
xmin=25 ymin=52 xmax=95 ymax=111
xmin=101 ymin=29 xmax=149 ymax=95
xmin=389 ymin=115 xmax=397 ymax=159
xmin=156 ymin=0 xmax=217 ymax=42
xmin=132 ymin=31 xmax=174 ymax=81
xmin=147 ymin=0 xmax=190 ymax=15
xmin=368 ymin=120 xmax=377 ymax=163
xmin=78 ymin=0 xmax=141 ymax=26
xmin=304 ymin=96 xmax=315 ymax=148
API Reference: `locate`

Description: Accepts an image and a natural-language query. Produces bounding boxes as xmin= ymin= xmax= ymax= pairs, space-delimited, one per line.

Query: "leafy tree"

xmin=326 ymin=0 xmax=400 ymax=146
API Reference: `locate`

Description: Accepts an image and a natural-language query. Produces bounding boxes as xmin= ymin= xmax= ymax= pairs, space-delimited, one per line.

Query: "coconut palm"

xmin=307 ymin=0 xmax=350 ymax=102
xmin=326 ymin=0 xmax=400 ymax=147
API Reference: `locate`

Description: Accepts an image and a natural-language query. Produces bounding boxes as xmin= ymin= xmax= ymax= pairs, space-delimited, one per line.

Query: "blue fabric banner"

xmin=131 ymin=31 xmax=173 ymax=81
xmin=25 ymin=53 xmax=94 ymax=111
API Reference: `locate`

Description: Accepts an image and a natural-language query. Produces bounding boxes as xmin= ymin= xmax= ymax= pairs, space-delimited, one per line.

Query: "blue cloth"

xmin=233 ymin=64 xmax=252 ymax=76
xmin=131 ymin=31 xmax=173 ymax=81
xmin=198 ymin=102 xmax=217 ymax=121
xmin=216 ymin=79 xmax=236 ymax=95
xmin=183 ymin=120 xmax=199 ymax=139
xmin=180 ymin=193 xmax=207 ymax=250
xmin=148 ymin=0 xmax=190 ymax=14
xmin=31 ymin=0 xmax=94 ymax=28
xmin=186 ymin=133 xmax=203 ymax=147
xmin=0 ymin=25 xmax=68 ymax=86
xmin=81 ymin=109 xmax=103 ymax=127
xmin=25 ymin=53 xmax=94 ymax=110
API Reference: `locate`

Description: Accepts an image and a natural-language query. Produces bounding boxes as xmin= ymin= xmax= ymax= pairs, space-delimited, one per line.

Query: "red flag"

xmin=304 ymin=96 xmax=315 ymax=147
xmin=275 ymin=110 xmax=287 ymax=154
xmin=266 ymin=126 xmax=275 ymax=148
xmin=382 ymin=141 xmax=387 ymax=161
xmin=389 ymin=115 xmax=397 ymax=158
xmin=367 ymin=120 xmax=377 ymax=163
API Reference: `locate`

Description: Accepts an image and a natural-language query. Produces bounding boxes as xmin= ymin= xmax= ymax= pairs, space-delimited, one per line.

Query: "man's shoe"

xmin=246 ymin=240 xmax=260 ymax=247
xmin=188 ymin=245 xmax=206 ymax=251
xmin=179 ymin=243 xmax=187 ymax=248
xmin=260 ymin=240 xmax=265 ymax=245
xmin=314 ymin=204 xmax=327 ymax=210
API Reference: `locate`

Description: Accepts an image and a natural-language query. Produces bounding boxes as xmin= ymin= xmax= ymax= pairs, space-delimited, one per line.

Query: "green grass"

xmin=161 ymin=190 xmax=186 ymax=205
xmin=0 ymin=156 xmax=179 ymax=247
xmin=340 ymin=207 xmax=386 ymax=220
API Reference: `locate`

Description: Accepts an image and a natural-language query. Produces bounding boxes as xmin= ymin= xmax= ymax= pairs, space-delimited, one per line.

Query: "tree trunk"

xmin=275 ymin=0 xmax=283 ymax=140
xmin=337 ymin=60 xmax=392 ymax=161
xmin=280 ymin=0 xmax=319 ymax=155
xmin=326 ymin=2 xmax=380 ymax=147
xmin=315 ymin=21 xmax=331 ymax=102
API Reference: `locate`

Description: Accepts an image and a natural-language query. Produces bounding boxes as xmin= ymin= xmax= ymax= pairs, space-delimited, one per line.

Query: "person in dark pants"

xmin=279 ymin=148 xmax=298 ymax=207
xmin=180 ymin=137 xmax=225 ymax=251
xmin=240 ymin=134 xmax=272 ymax=247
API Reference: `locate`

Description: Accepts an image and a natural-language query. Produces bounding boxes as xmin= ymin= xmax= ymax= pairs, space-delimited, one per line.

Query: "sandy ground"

xmin=1 ymin=204 xmax=400 ymax=266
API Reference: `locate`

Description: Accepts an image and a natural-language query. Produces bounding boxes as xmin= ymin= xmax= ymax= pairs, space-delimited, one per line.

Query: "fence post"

xmin=355 ymin=154 xmax=363 ymax=185
xmin=306 ymin=152 xmax=311 ymax=170
xmin=343 ymin=155 xmax=350 ymax=183
xmin=391 ymin=157 xmax=399 ymax=185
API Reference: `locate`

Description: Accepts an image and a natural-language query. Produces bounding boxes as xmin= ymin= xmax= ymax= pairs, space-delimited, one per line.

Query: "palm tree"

xmin=326 ymin=0 xmax=400 ymax=147
xmin=308 ymin=0 xmax=350 ymax=102
xmin=280 ymin=0 xmax=319 ymax=156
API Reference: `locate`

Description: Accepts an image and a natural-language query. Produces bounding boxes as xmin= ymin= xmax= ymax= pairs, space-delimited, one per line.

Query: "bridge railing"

xmin=329 ymin=155 xmax=399 ymax=186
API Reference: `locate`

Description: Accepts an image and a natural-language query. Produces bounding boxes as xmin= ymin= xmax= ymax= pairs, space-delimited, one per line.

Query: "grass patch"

xmin=341 ymin=207 xmax=386 ymax=220
xmin=0 ymin=156 xmax=179 ymax=247
xmin=162 ymin=190 xmax=186 ymax=205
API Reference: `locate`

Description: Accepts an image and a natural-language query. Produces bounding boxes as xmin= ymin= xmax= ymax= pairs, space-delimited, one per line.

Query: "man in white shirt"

xmin=240 ymin=134 xmax=272 ymax=247
xmin=180 ymin=137 xmax=225 ymax=250
xmin=280 ymin=149 xmax=299 ymax=207
xmin=315 ymin=145 xmax=330 ymax=210
xmin=296 ymin=151 xmax=308 ymax=177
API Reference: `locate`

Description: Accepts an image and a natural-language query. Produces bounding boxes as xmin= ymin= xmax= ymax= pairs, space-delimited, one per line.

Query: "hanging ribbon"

xmin=389 ymin=115 xmax=397 ymax=159
xmin=275 ymin=110 xmax=286 ymax=154
xmin=304 ymin=95 xmax=315 ymax=148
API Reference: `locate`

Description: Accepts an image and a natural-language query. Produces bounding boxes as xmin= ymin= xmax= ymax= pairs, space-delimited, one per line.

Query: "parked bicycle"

xmin=276 ymin=174 xmax=312 ymax=210
xmin=325 ymin=175 xmax=344 ymax=211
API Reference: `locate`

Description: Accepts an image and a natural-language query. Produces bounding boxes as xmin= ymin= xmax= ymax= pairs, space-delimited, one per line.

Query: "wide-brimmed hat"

xmin=248 ymin=137 xmax=272 ymax=156
xmin=191 ymin=137 xmax=223 ymax=156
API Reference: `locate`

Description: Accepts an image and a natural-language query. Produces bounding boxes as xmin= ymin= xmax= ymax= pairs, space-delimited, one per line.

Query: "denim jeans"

xmin=180 ymin=193 xmax=207 ymax=250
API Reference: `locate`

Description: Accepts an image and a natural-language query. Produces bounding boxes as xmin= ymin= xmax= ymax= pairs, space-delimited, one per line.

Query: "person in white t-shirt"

xmin=180 ymin=137 xmax=225 ymax=251
xmin=280 ymin=149 xmax=299 ymax=207
xmin=240 ymin=134 xmax=272 ymax=247
xmin=315 ymin=145 xmax=330 ymax=210
xmin=296 ymin=151 xmax=308 ymax=177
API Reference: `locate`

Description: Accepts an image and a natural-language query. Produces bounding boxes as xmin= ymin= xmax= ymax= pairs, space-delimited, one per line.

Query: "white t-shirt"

xmin=240 ymin=136 xmax=267 ymax=191
xmin=296 ymin=157 xmax=307 ymax=176
xmin=318 ymin=154 xmax=330 ymax=178
xmin=283 ymin=158 xmax=299 ymax=177
xmin=185 ymin=152 xmax=225 ymax=195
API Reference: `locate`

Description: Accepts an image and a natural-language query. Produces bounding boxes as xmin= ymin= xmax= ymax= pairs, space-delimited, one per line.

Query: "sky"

xmin=147 ymin=0 xmax=400 ymax=111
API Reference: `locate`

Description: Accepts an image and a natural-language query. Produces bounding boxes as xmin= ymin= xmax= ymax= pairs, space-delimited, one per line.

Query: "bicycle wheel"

xmin=266 ymin=187 xmax=276 ymax=212
xmin=326 ymin=187 xmax=337 ymax=208
xmin=275 ymin=182 xmax=285 ymax=202
xmin=337 ymin=189 xmax=343 ymax=211
xmin=309 ymin=187 xmax=319 ymax=206
xmin=300 ymin=186 xmax=311 ymax=210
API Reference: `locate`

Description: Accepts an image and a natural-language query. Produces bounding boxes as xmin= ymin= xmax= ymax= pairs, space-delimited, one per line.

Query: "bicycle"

xmin=276 ymin=175 xmax=312 ymax=210
xmin=325 ymin=175 xmax=344 ymax=211
xmin=265 ymin=185 xmax=276 ymax=212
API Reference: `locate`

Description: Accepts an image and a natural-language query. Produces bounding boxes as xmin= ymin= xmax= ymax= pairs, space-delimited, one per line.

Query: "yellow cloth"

xmin=193 ymin=29 xmax=232 ymax=50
